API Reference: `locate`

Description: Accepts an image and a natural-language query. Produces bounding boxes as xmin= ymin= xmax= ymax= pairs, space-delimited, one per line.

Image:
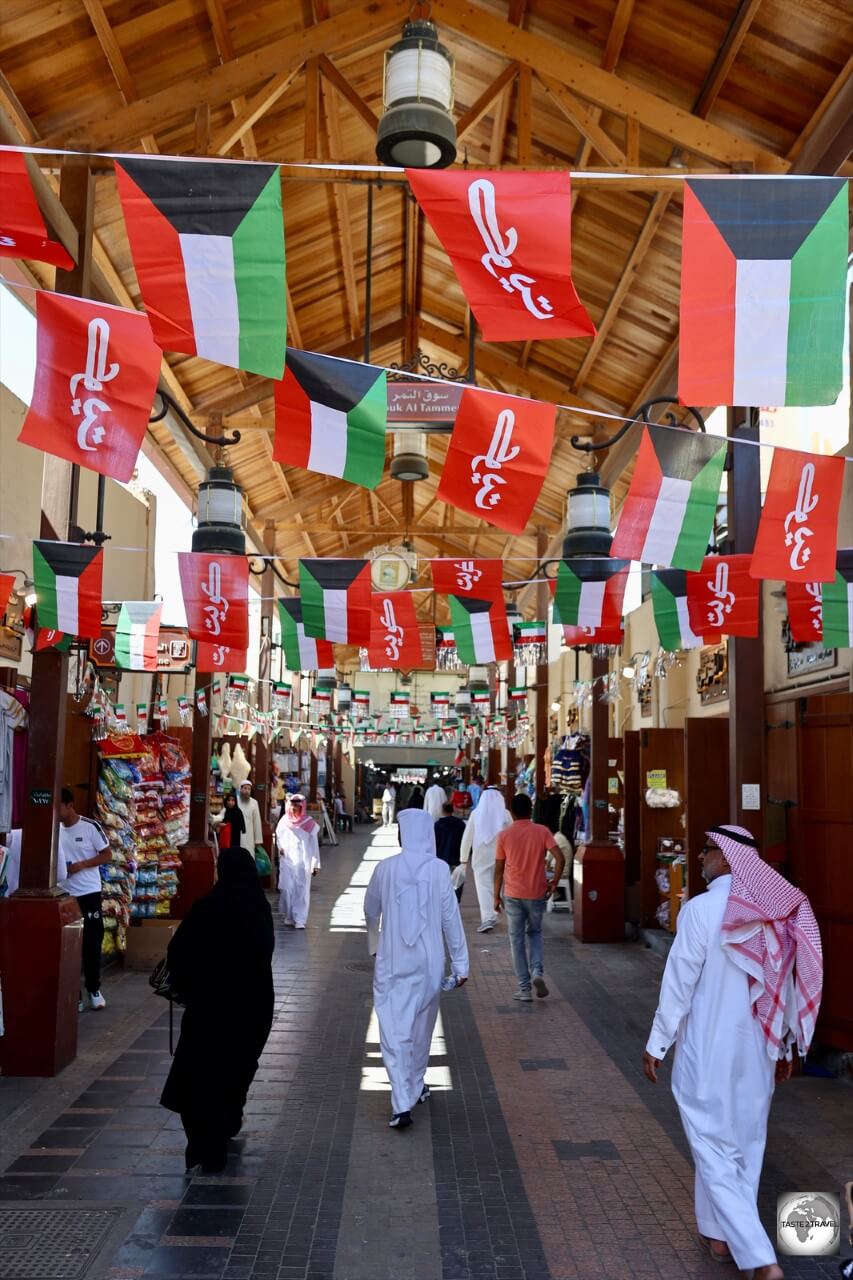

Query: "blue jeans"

xmin=505 ymin=897 xmax=546 ymax=990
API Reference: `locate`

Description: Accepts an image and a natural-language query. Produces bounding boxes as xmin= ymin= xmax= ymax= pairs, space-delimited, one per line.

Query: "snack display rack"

xmin=654 ymin=837 xmax=686 ymax=932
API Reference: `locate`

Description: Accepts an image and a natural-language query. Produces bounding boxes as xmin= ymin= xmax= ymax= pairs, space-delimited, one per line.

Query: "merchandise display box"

xmin=122 ymin=918 xmax=175 ymax=969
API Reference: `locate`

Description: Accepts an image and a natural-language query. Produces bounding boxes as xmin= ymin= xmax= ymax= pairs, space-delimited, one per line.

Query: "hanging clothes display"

xmin=0 ymin=689 xmax=28 ymax=833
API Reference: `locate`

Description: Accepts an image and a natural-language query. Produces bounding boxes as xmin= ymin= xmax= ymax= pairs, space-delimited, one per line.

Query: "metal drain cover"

xmin=0 ymin=1207 xmax=124 ymax=1279
xmin=345 ymin=961 xmax=374 ymax=973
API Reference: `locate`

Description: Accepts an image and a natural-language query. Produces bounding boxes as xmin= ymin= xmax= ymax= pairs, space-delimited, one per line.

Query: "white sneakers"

xmin=512 ymin=988 xmax=533 ymax=1002
xmin=88 ymin=991 xmax=106 ymax=1010
xmin=476 ymin=920 xmax=497 ymax=933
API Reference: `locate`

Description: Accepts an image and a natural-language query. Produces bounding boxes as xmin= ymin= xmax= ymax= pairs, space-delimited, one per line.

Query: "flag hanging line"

xmin=1 ymin=142 xmax=837 ymax=182
xmin=2 ymin=274 xmax=851 ymax=467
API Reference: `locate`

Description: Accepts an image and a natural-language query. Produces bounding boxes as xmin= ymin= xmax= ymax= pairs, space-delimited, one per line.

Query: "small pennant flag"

xmin=559 ymin=623 xmax=623 ymax=646
xmin=472 ymin=690 xmax=491 ymax=714
xmin=431 ymin=691 xmax=450 ymax=719
xmin=178 ymin=552 xmax=249 ymax=648
xmin=819 ymin=550 xmax=853 ymax=648
xmin=431 ymin=558 xmax=504 ymax=597
xmin=750 ymin=448 xmax=844 ymax=583
xmin=0 ymin=574 xmax=15 ymax=616
xmin=509 ymin=687 xmax=528 ymax=705
xmin=32 ymin=541 xmax=103 ymax=639
xmin=513 ymin=619 xmax=547 ymax=642
xmin=679 ymin=177 xmax=848 ymax=406
xmin=278 ymin=597 xmax=335 ymax=671
xmin=115 ymin=158 xmax=287 ymax=379
xmin=353 ymin=690 xmax=371 ymax=719
xmin=34 ymin=627 xmax=73 ymax=652
xmin=448 ymin=595 xmax=513 ymax=664
xmin=195 ymin=640 xmax=248 ymax=672
xmin=18 ymin=292 xmax=162 ymax=482
xmin=786 ymin=580 xmax=824 ymax=644
xmin=687 ymin=555 xmax=759 ymax=638
xmin=611 ymin=426 xmax=726 ymax=570
xmin=299 ymin=559 xmax=371 ymax=644
xmin=651 ymin=570 xmax=718 ymax=650
xmin=115 ymin=601 xmax=163 ymax=670
xmin=368 ymin=591 xmax=423 ymax=670
xmin=437 ymin=387 xmax=556 ymax=534
xmin=389 ymin=691 xmax=410 ymax=719
xmin=0 ymin=149 xmax=75 ymax=269
xmin=274 ymin=349 xmax=387 ymax=489
xmin=407 ymin=169 xmax=595 ymax=342
xmin=554 ymin=559 xmax=629 ymax=631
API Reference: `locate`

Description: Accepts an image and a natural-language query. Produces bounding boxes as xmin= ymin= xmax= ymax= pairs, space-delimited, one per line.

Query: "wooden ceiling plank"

xmin=0 ymin=71 xmax=35 ymax=144
xmin=203 ymin=0 xmax=258 ymax=159
xmin=537 ymin=73 xmax=626 ymax=167
xmin=572 ymin=190 xmax=672 ymax=391
xmin=194 ymin=102 xmax=211 ymax=154
xmin=456 ymin=60 xmax=519 ymax=140
xmin=692 ymin=0 xmax=763 ymax=120
xmin=516 ymin=64 xmax=533 ymax=166
xmin=431 ymin=0 xmax=787 ymax=170
xmin=305 ymin=57 xmax=320 ymax=159
xmin=625 ymin=116 xmax=640 ymax=167
xmin=576 ymin=0 xmax=635 ymax=166
xmin=256 ymin=478 xmax=359 ymax=522
xmin=286 ymin=286 xmax=303 ymax=351
xmin=488 ymin=81 xmax=513 ymax=165
xmin=317 ymin=53 xmax=379 ymax=133
xmin=787 ymin=52 xmax=853 ymax=164
xmin=38 ymin=0 xmax=403 ymax=149
xmin=81 ymin=0 xmax=159 ymax=152
xmin=321 ymin=78 xmax=360 ymax=337
xmin=209 ymin=66 xmax=302 ymax=157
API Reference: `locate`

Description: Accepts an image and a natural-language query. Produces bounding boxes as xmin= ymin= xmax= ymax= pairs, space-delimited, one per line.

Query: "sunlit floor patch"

xmin=328 ymin=828 xmax=401 ymax=932
xmin=359 ymin=1007 xmax=453 ymax=1093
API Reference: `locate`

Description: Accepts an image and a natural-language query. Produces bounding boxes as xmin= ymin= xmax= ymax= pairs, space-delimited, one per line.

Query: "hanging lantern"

xmin=513 ymin=618 xmax=548 ymax=666
xmin=563 ymin=471 xmax=612 ymax=559
xmin=454 ymin=685 xmax=471 ymax=717
xmin=336 ymin=682 xmax=352 ymax=715
xmin=192 ymin=465 xmax=246 ymax=555
xmin=390 ymin=430 xmax=430 ymax=482
xmin=376 ymin=19 xmax=456 ymax=169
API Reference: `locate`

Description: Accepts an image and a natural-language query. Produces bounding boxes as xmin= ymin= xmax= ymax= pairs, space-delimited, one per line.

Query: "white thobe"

xmin=646 ymin=874 xmax=777 ymax=1271
xmin=381 ymin=789 xmax=395 ymax=827
xmin=364 ymin=855 xmax=469 ymax=1115
xmin=459 ymin=808 xmax=511 ymax=927
xmin=423 ymin=785 xmax=446 ymax=821
xmin=275 ymin=819 xmax=320 ymax=927
xmin=238 ymin=796 xmax=264 ymax=858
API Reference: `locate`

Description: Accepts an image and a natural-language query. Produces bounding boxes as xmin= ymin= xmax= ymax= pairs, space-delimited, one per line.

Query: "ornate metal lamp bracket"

xmin=569 ymin=397 xmax=706 ymax=453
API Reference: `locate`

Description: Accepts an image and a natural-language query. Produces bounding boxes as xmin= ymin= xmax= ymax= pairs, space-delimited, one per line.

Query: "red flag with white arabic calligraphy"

xmin=178 ymin=553 xmax=249 ymax=648
xmin=0 ymin=150 xmax=75 ymax=269
xmin=367 ymin=592 xmax=424 ymax=672
xmin=750 ymin=448 xmax=844 ymax=583
xmin=686 ymin=555 xmax=759 ymax=638
xmin=436 ymin=387 xmax=556 ymax=534
xmin=17 ymin=292 xmax=161 ymax=482
xmin=0 ymin=574 xmax=15 ymax=616
xmin=430 ymin=559 xmax=504 ymax=599
xmin=560 ymin=623 xmax=624 ymax=646
xmin=785 ymin=580 xmax=824 ymax=643
xmin=407 ymin=170 xmax=595 ymax=342
xmin=195 ymin=640 xmax=250 ymax=672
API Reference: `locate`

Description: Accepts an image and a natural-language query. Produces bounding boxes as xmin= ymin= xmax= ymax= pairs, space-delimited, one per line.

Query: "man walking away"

xmin=424 ymin=780 xmax=446 ymax=821
xmin=57 ymin=787 xmax=111 ymax=1010
xmin=434 ymin=802 xmax=466 ymax=901
xmin=494 ymin=793 xmax=564 ymax=1002
xmin=381 ymin=782 xmax=396 ymax=827
xmin=460 ymin=787 xmax=512 ymax=933
xmin=643 ymin=825 xmax=823 ymax=1279
xmin=364 ymin=809 xmax=468 ymax=1130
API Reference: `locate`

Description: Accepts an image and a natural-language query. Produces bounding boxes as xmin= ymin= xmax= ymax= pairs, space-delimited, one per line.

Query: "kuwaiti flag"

xmin=32 ymin=541 xmax=103 ymax=639
xmin=785 ymin=580 xmax=823 ymax=644
xmin=651 ymin=570 xmax=718 ymax=651
xmin=819 ymin=550 xmax=853 ymax=648
xmin=554 ymin=558 xmax=629 ymax=631
xmin=115 ymin=601 xmax=163 ymax=670
xmin=277 ymin=597 xmax=334 ymax=671
xmin=611 ymin=426 xmax=726 ymax=570
xmin=115 ymin=158 xmax=287 ymax=379
xmin=678 ymin=177 xmax=848 ymax=407
xmin=299 ymin=559 xmax=371 ymax=645
xmin=448 ymin=596 xmax=513 ymax=664
xmin=273 ymin=349 xmax=387 ymax=489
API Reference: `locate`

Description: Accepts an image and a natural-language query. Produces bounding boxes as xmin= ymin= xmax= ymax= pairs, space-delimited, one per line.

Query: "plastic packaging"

xmin=441 ymin=975 xmax=460 ymax=991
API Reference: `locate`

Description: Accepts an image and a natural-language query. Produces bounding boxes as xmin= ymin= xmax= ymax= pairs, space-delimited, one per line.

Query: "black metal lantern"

xmin=562 ymin=471 xmax=612 ymax=559
xmin=192 ymin=465 xmax=246 ymax=555
xmin=376 ymin=20 xmax=456 ymax=169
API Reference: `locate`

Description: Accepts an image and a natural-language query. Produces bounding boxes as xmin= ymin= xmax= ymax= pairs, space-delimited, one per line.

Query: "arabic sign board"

xmin=89 ymin=626 xmax=192 ymax=673
xmin=387 ymin=384 xmax=462 ymax=422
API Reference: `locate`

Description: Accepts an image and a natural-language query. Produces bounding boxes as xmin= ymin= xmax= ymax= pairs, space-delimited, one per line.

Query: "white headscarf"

xmin=396 ymin=809 xmax=437 ymax=945
xmin=471 ymin=786 xmax=508 ymax=847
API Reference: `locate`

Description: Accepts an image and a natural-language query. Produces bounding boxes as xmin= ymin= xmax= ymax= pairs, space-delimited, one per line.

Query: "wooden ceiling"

xmin=1 ymin=0 xmax=851 ymax=621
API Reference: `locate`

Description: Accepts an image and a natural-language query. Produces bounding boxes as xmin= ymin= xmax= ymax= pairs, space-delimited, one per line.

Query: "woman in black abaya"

xmin=161 ymin=847 xmax=275 ymax=1173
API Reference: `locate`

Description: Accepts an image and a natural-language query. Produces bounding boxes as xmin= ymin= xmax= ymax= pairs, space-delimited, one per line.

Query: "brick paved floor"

xmin=0 ymin=826 xmax=850 ymax=1280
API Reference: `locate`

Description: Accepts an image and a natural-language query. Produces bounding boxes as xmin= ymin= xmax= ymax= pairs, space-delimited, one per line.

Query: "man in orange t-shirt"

xmin=494 ymin=793 xmax=565 ymax=1002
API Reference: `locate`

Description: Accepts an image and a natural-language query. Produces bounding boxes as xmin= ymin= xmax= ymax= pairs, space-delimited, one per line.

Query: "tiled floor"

xmin=0 ymin=825 xmax=850 ymax=1280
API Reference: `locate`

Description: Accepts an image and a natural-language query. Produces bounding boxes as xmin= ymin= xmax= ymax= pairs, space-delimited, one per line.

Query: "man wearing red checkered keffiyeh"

xmin=642 ymin=825 xmax=822 ymax=1280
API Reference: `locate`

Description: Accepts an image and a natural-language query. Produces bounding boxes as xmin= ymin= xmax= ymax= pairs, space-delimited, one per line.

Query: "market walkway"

xmin=0 ymin=826 xmax=850 ymax=1280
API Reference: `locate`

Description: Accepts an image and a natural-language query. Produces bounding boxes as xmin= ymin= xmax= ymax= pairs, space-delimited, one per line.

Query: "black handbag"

xmin=149 ymin=958 xmax=184 ymax=1055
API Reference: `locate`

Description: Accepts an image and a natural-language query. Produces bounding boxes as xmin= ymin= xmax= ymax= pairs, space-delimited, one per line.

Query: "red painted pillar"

xmin=574 ymin=654 xmax=625 ymax=943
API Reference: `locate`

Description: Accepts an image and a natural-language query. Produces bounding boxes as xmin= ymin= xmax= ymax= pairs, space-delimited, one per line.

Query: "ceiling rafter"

xmin=203 ymin=0 xmax=258 ymax=159
xmin=575 ymin=0 xmax=635 ymax=168
xmin=456 ymin=60 xmax=519 ymax=140
xmin=80 ymin=0 xmax=159 ymax=153
xmin=536 ymin=72 xmax=626 ymax=167
xmin=316 ymin=53 xmax=379 ymax=134
xmin=320 ymin=77 xmax=360 ymax=337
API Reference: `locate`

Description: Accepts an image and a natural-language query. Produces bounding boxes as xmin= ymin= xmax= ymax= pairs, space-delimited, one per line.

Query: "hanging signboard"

xmin=386 ymin=383 xmax=462 ymax=422
xmin=88 ymin=626 xmax=192 ymax=673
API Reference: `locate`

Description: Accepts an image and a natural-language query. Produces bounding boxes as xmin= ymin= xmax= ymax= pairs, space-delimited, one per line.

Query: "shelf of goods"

xmin=96 ymin=732 xmax=191 ymax=957
xmin=654 ymin=851 xmax=686 ymax=933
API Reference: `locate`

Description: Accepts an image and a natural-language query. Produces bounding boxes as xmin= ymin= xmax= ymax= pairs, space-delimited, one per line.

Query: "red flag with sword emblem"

xmin=18 ymin=292 xmax=161 ymax=482
xmin=407 ymin=170 xmax=595 ymax=342
xmin=437 ymin=387 xmax=555 ymax=534
xmin=686 ymin=555 xmax=759 ymax=638
xmin=195 ymin=640 xmax=250 ymax=672
xmin=750 ymin=448 xmax=844 ymax=583
xmin=178 ymin=552 xmax=249 ymax=648
xmin=430 ymin=559 xmax=505 ymax=599
xmin=367 ymin=592 xmax=424 ymax=672
xmin=785 ymin=580 xmax=824 ymax=643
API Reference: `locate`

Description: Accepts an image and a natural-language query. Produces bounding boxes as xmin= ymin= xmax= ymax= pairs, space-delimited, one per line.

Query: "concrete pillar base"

xmin=0 ymin=890 xmax=83 ymax=1077
xmin=572 ymin=841 xmax=625 ymax=943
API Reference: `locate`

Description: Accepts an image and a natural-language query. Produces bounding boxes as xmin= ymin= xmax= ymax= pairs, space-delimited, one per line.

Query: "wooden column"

xmin=0 ymin=162 xmax=94 ymax=1076
xmin=252 ymin=525 xmax=275 ymax=866
xmin=590 ymin=653 xmax=610 ymax=842
xmin=504 ymin=745 xmax=516 ymax=807
xmin=534 ymin=528 xmax=549 ymax=790
xmin=727 ymin=407 xmax=765 ymax=846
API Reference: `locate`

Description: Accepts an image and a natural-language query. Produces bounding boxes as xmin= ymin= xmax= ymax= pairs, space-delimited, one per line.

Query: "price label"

xmin=646 ymin=769 xmax=667 ymax=790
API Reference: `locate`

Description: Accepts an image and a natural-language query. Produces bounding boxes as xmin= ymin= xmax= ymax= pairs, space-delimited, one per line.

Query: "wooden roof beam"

xmin=575 ymin=0 xmax=634 ymax=168
xmin=431 ymin=0 xmax=787 ymax=170
xmin=81 ymin=0 xmax=158 ymax=153
xmin=456 ymin=60 xmax=519 ymax=141
xmin=204 ymin=0 xmax=258 ymax=159
xmin=320 ymin=80 xmax=360 ymax=337
xmin=537 ymin=73 xmax=626 ymax=167
xmin=38 ymin=0 xmax=403 ymax=149
xmin=316 ymin=53 xmax=379 ymax=134
xmin=209 ymin=66 xmax=303 ymax=157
